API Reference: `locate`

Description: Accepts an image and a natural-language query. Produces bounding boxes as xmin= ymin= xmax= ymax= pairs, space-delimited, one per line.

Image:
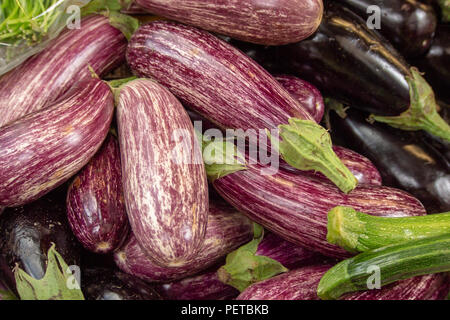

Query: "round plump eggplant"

xmin=81 ymin=268 xmax=162 ymax=300
xmin=0 ymin=15 xmax=126 ymax=128
xmin=134 ymin=0 xmax=324 ymax=45
xmin=0 ymin=77 xmax=114 ymax=207
xmin=115 ymin=79 xmax=209 ymax=267
xmin=67 ymin=134 xmax=129 ymax=254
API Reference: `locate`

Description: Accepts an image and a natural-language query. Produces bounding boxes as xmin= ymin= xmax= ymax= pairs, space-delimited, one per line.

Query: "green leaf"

xmin=14 ymin=244 xmax=85 ymax=300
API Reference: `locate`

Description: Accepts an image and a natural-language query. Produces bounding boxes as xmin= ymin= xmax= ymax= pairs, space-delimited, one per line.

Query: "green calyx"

xmin=0 ymin=288 xmax=17 ymax=300
xmin=370 ymin=67 xmax=450 ymax=142
xmin=438 ymin=0 xmax=450 ymax=22
xmin=217 ymin=224 xmax=289 ymax=292
xmin=270 ymin=118 xmax=358 ymax=194
xmin=14 ymin=244 xmax=85 ymax=300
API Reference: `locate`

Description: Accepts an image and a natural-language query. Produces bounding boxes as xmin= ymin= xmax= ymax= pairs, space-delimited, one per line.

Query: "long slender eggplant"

xmin=330 ymin=108 xmax=450 ymax=213
xmin=133 ymin=0 xmax=323 ymax=45
xmin=237 ymin=264 xmax=449 ymax=300
xmin=67 ymin=134 xmax=129 ymax=254
xmin=127 ymin=21 xmax=358 ymax=193
xmin=0 ymin=15 xmax=126 ymax=128
xmin=0 ymin=77 xmax=114 ymax=207
xmin=81 ymin=268 xmax=162 ymax=300
xmin=115 ymin=78 xmax=209 ymax=267
xmin=0 ymin=187 xmax=81 ymax=294
xmin=336 ymin=0 xmax=437 ymax=57
xmin=273 ymin=2 xmax=450 ymax=141
xmin=114 ymin=198 xmax=254 ymax=283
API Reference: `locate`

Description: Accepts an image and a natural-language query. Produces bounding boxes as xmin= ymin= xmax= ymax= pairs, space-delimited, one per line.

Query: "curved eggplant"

xmin=115 ymin=78 xmax=209 ymax=267
xmin=134 ymin=0 xmax=323 ymax=45
xmin=0 ymin=77 xmax=114 ymax=207
xmin=0 ymin=15 xmax=126 ymax=128
xmin=0 ymin=187 xmax=82 ymax=294
xmin=67 ymin=134 xmax=129 ymax=254
xmin=336 ymin=0 xmax=437 ymax=57
xmin=114 ymin=198 xmax=254 ymax=283
xmin=330 ymin=108 xmax=450 ymax=213
xmin=81 ymin=268 xmax=162 ymax=300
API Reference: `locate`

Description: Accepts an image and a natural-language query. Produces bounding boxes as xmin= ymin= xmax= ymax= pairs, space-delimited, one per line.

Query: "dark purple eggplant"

xmin=237 ymin=264 xmax=449 ymax=300
xmin=81 ymin=268 xmax=162 ymax=300
xmin=134 ymin=0 xmax=323 ymax=45
xmin=330 ymin=108 xmax=450 ymax=213
xmin=336 ymin=0 xmax=437 ymax=57
xmin=0 ymin=15 xmax=126 ymax=129
xmin=0 ymin=77 xmax=114 ymax=207
xmin=114 ymin=198 xmax=254 ymax=283
xmin=0 ymin=187 xmax=81 ymax=294
xmin=67 ymin=134 xmax=129 ymax=254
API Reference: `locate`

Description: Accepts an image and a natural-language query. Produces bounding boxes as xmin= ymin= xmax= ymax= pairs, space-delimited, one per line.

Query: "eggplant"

xmin=336 ymin=0 xmax=437 ymax=57
xmin=275 ymin=75 xmax=325 ymax=123
xmin=67 ymin=134 xmax=129 ymax=254
xmin=115 ymin=78 xmax=208 ymax=267
xmin=0 ymin=187 xmax=81 ymax=294
xmin=81 ymin=268 xmax=162 ymax=300
xmin=411 ymin=24 xmax=450 ymax=103
xmin=0 ymin=77 xmax=114 ymax=207
xmin=127 ymin=21 xmax=358 ymax=194
xmin=0 ymin=15 xmax=126 ymax=128
xmin=114 ymin=198 xmax=254 ymax=283
xmin=134 ymin=0 xmax=323 ymax=45
xmin=330 ymin=108 xmax=450 ymax=213
xmin=237 ymin=264 xmax=449 ymax=300
xmin=272 ymin=2 xmax=450 ymax=141
xmin=206 ymin=145 xmax=426 ymax=259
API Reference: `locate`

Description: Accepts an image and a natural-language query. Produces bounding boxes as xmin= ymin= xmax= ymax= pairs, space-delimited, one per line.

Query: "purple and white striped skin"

xmin=114 ymin=199 xmax=254 ymax=283
xmin=0 ymin=15 xmax=126 ymax=129
xmin=67 ymin=134 xmax=129 ymax=254
xmin=115 ymin=79 xmax=209 ymax=267
xmin=275 ymin=75 xmax=325 ymax=123
xmin=237 ymin=265 xmax=449 ymax=300
xmin=135 ymin=0 xmax=323 ymax=45
xmin=212 ymin=159 xmax=425 ymax=259
xmin=0 ymin=78 xmax=114 ymax=207
xmin=126 ymin=21 xmax=315 ymax=141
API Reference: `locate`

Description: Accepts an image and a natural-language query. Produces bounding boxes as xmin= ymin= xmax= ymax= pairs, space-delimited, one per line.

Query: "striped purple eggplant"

xmin=0 ymin=77 xmax=114 ymax=207
xmin=237 ymin=265 xmax=449 ymax=300
xmin=114 ymin=199 xmax=254 ymax=283
xmin=66 ymin=134 xmax=129 ymax=254
xmin=115 ymin=78 xmax=208 ymax=267
xmin=211 ymin=158 xmax=425 ymax=259
xmin=0 ymin=15 xmax=126 ymax=129
xmin=134 ymin=0 xmax=323 ymax=45
xmin=275 ymin=75 xmax=325 ymax=123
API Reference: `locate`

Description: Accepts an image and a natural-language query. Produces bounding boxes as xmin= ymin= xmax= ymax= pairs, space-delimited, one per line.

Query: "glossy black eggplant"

xmin=81 ymin=268 xmax=162 ymax=300
xmin=330 ymin=108 xmax=450 ymax=213
xmin=0 ymin=186 xmax=81 ymax=292
xmin=335 ymin=0 xmax=437 ymax=57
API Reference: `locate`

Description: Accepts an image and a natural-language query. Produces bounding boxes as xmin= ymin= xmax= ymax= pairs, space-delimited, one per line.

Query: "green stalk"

xmin=438 ymin=0 xmax=450 ymax=22
xmin=371 ymin=67 xmax=450 ymax=142
xmin=327 ymin=206 xmax=450 ymax=253
xmin=318 ymin=234 xmax=450 ymax=300
xmin=269 ymin=118 xmax=358 ymax=193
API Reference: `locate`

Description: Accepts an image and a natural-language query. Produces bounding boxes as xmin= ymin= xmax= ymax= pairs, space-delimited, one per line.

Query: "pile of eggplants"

xmin=0 ymin=0 xmax=449 ymax=302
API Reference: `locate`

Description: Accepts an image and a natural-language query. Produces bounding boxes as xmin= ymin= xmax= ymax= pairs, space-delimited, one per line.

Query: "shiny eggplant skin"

xmin=0 ymin=78 xmax=114 ymax=207
xmin=0 ymin=15 xmax=126 ymax=128
xmin=237 ymin=264 xmax=449 ymax=300
xmin=276 ymin=1 xmax=412 ymax=116
xmin=81 ymin=268 xmax=162 ymax=300
xmin=411 ymin=24 xmax=450 ymax=103
xmin=0 ymin=187 xmax=81 ymax=293
xmin=330 ymin=108 xmax=450 ymax=213
xmin=336 ymin=0 xmax=437 ymax=57
xmin=134 ymin=0 xmax=323 ymax=45
xmin=67 ymin=134 xmax=129 ymax=254
xmin=114 ymin=198 xmax=254 ymax=283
